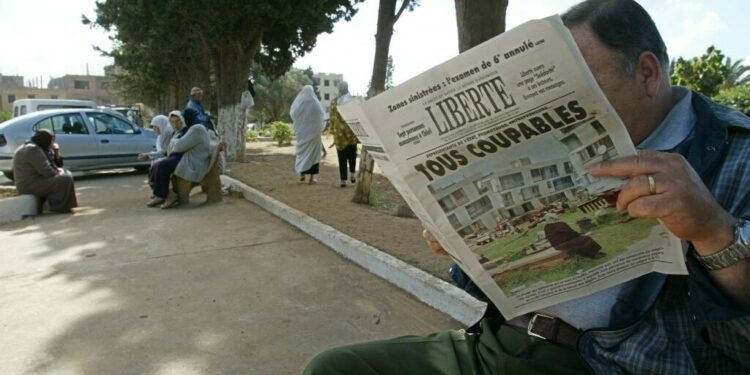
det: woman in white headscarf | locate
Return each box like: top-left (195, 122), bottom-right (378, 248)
top-left (290, 85), bottom-right (326, 184)
top-left (138, 115), bottom-right (174, 161)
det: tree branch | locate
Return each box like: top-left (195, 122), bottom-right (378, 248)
top-left (392, 0), bottom-right (412, 25)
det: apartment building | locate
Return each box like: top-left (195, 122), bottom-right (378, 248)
top-left (431, 157), bottom-right (578, 237)
top-left (1, 71), bottom-right (125, 112)
top-left (0, 75), bottom-right (64, 112)
top-left (313, 72), bottom-right (343, 113)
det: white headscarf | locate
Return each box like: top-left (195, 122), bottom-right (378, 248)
top-left (150, 115), bottom-right (173, 154)
top-left (290, 85), bottom-right (325, 144)
top-left (167, 110), bottom-right (187, 155)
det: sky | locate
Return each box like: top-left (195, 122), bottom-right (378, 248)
top-left (0, 0), bottom-right (748, 95)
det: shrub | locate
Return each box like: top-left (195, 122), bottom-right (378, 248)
top-left (713, 84), bottom-right (750, 115)
top-left (0, 110), bottom-right (10, 123)
top-left (246, 129), bottom-right (258, 142)
top-left (269, 121), bottom-right (293, 146)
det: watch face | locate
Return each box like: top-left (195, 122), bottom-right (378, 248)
top-left (739, 219), bottom-right (750, 245)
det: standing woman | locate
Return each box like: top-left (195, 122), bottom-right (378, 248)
top-left (290, 85), bottom-right (326, 184)
top-left (13, 129), bottom-right (78, 213)
top-left (329, 81), bottom-right (359, 187)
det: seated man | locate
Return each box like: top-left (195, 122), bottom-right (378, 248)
top-left (304, 0), bottom-right (749, 373)
top-left (13, 129), bottom-right (78, 213)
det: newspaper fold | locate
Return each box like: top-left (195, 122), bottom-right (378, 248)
top-left (339, 16), bottom-right (686, 319)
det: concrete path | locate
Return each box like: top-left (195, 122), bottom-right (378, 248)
top-left (0, 171), bottom-right (457, 375)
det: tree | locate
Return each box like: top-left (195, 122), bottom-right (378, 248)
top-left (251, 66), bottom-right (314, 124)
top-left (721, 57), bottom-right (750, 90)
top-left (714, 84), bottom-right (750, 115)
top-left (353, 0), bottom-right (419, 204)
top-left (454, 0), bottom-right (508, 53)
top-left (670, 46), bottom-right (729, 97)
top-left (86, 0), bottom-right (360, 162)
top-left (385, 56), bottom-right (395, 90)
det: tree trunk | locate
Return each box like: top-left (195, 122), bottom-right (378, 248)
top-left (353, 0), bottom-right (413, 204)
top-left (455, 0), bottom-right (508, 53)
top-left (218, 103), bottom-right (246, 161)
top-left (212, 38), bottom-right (262, 162)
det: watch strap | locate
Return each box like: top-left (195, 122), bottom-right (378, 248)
top-left (695, 219), bottom-right (750, 271)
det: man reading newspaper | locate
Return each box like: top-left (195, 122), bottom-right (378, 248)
top-left (304, 0), bottom-right (750, 373)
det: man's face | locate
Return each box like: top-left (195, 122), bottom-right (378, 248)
top-left (570, 25), bottom-right (646, 140)
top-left (192, 92), bottom-right (203, 101)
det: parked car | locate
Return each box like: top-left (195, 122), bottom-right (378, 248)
top-left (0, 109), bottom-right (157, 180)
top-left (12, 99), bottom-right (97, 118)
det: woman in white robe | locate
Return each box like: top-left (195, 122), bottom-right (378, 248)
top-left (290, 85), bottom-right (326, 184)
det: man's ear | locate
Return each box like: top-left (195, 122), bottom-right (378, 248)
top-left (636, 51), bottom-right (664, 98)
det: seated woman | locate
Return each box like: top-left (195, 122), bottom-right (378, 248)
top-left (13, 129), bottom-right (78, 213)
top-left (146, 111), bottom-right (186, 207)
top-left (138, 115), bottom-right (174, 162)
top-left (148, 108), bottom-right (211, 209)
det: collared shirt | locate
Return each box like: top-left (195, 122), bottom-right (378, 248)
top-left (578, 91), bottom-right (750, 374)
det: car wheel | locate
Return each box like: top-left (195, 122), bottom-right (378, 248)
top-left (3, 171), bottom-right (14, 180)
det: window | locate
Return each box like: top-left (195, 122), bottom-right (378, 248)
top-left (438, 195), bottom-right (457, 212)
top-left (501, 192), bottom-right (514, 206)
top-left (8, 94), bottom-right (16, 104)
top-left (590, 120), bottom-right (606, 135)
top-left (20, 105), bottom-right (27, 115)
top-left (564, 162), bottom-right (574, 174)
top-left (74, 80), bottom-right (90, 89)
top-left (530, 165), bottom-right (559, 182)
top-left (51, 95), bottom-right (59, 99)
top-left (33, 113), bottom-right (88, 134)
top-left (324, 79), bottom-right (330, 86)
top-left (561, 134), bottom-right (582, 151)
top-left (324, 93), bottom-right (330, 100)
top-left (466, 196), bottom-right (492, 219)
top-left (498, 172), bottom-right (524, 190)
top-left (451, 188), bottom-right (468, 205)
top-left (89, 113), bottom-right (135, 134)
top-left (334, 80), bottom-right (340, 87)
top-left (521, 185), bottom-right (541, 201)
top-left (447, 214), bottom-right (462, 229)
top-left (27, 95), bottom-right (36, 99)
top-left (578, 136), bottom-right (614, 162)
top-left (474, 179), bottom-right (490, 194)
top-left (552, 176), bottom-right (574, 191)
top-left (99, 81), bottom-right (109, 89)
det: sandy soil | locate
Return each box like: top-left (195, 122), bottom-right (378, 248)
top-left (227, 136), bottom-right (452, 281)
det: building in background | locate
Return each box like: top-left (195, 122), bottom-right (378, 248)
top-left (0, 75), bottom-right (65, 112)
top-left (1, 68), bottom-right (125, 113)
top-left (313, 72), bottom-right (343, 113)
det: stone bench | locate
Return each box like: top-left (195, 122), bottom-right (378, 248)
top-left (172, 142), bottom-right (224, 206)
top-left (0, 194), bottom-right (42, 225)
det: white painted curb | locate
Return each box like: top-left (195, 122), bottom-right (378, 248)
top-left (0, 195), bottom-right (38, 225)
top-left (221, 175), bottom-right (486, 326)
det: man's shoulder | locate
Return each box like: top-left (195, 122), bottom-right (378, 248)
top-left (694, 92), bottom-right (750, 131)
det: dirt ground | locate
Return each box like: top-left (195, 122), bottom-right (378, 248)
top-left (227, 135), bottom-right (453, 281)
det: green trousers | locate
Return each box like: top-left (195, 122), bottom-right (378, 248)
top-left (303, 317), bottom-right (589, 375)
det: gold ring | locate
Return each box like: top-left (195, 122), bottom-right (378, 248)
top-left (647, 175), bottom-right (656, 195)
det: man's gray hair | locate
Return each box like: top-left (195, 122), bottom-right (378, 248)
top-left (190, 87), bottom-right (203, 95)
top-left (562, 0), bottom-right (670, 77)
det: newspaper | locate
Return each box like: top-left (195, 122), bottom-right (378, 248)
top-left (339, 16), bottom-right (688, 319)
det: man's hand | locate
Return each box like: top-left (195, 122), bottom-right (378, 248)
top-left (589, 150), bottom-right (736, 254)
top-left (422, 229), bottom-right (448, 256)
top-left (590, 150), bottom-right (750, 309)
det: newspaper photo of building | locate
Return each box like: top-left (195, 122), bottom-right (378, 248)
top-left (427, 120), bottom-right (662, 292)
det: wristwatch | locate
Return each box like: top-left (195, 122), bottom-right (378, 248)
top-left (695, 219), bottom-right (750, 271)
